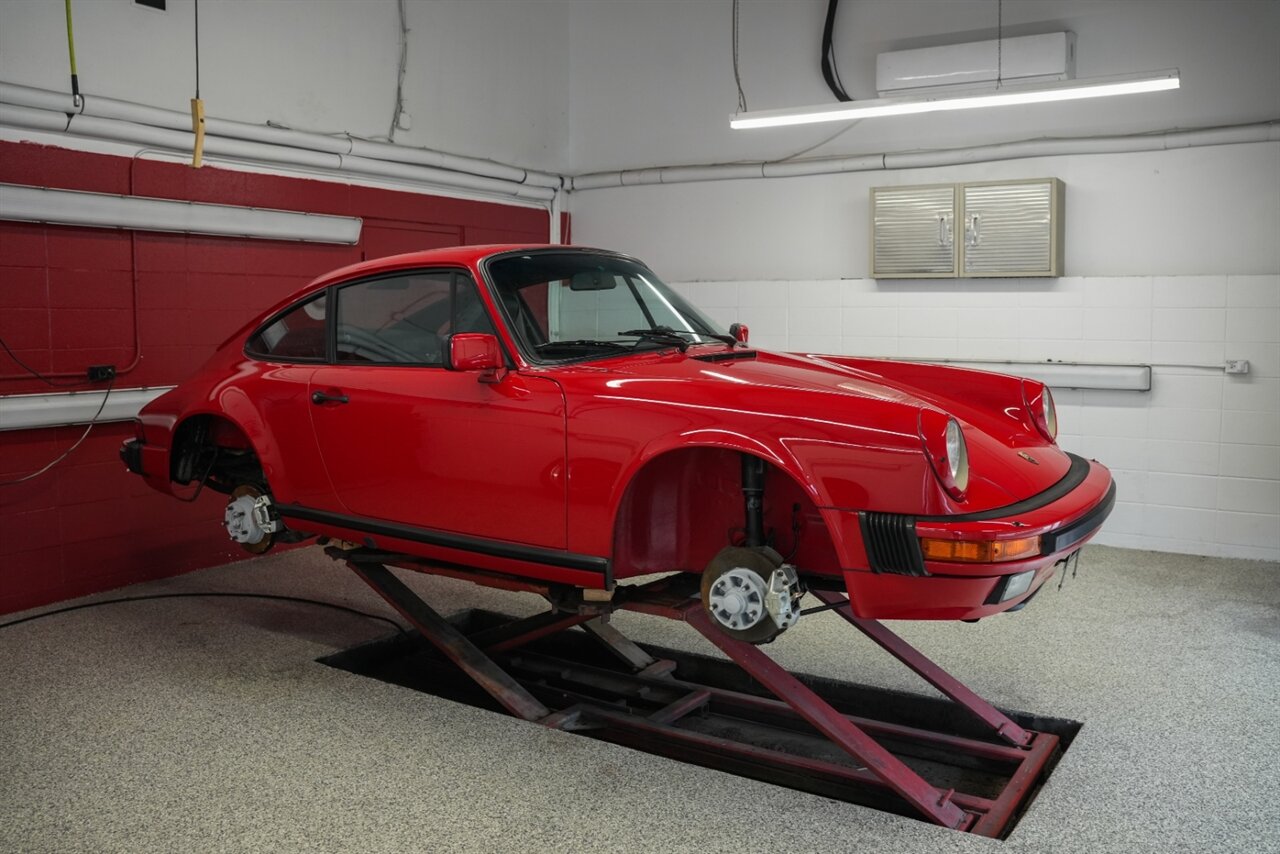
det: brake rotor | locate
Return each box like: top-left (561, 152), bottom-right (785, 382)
top-left (224, 484), bottom-right (274, 554)
top-left (700, 546), bottom-right (788, 644)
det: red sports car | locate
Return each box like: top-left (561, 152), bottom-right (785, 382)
top-left (122, 245), bottom-right (1114, 642)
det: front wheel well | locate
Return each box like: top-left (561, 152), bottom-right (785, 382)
top-left (171, 414), bottom-right (267, 495)
top-left (610, 447), bottom-right (842, 579)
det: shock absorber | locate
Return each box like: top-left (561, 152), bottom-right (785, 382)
top-left (741, 454), bottom-right (766, 548)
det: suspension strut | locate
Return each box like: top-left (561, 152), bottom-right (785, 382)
top-left (741, 454), bottom-right (766, 548)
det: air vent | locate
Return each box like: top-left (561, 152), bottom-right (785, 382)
top-left (859, 512), bottom-right (927, 576)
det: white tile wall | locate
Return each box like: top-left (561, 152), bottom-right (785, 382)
top-left (670, 274), bottom-right (1280, 562)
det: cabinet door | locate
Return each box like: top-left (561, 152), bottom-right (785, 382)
top-left (871, 185), bottom-right (957, 278)
top-left (961, 179), bottom-right (1063, 277)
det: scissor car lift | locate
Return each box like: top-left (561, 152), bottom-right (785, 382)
top-left (335, 547), bottom-right (1061, 838)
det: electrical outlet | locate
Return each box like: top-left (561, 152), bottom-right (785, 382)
top-left (1224, 359), bottom-right (1250, 375)
top-left (87, 365), bottom-right (116, 382)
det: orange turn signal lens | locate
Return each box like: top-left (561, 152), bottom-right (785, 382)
top-left (919, 535), bottom-right (1042, 563)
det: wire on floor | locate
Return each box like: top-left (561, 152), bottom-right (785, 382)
top-left (0, 591), bottom-right (409, 635)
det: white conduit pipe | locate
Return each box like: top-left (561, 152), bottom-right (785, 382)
top-left (0, 102), bottom-right (557, 202)
top-left (569, 121), bottom-right (1280, 190)
top-left (0, 81), bottom-right (562, 190)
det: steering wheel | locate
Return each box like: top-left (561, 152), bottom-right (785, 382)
top-left (336, 324), bottom-right (434, 363)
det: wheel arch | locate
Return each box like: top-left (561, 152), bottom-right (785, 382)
top-left (608, 436), bottom-right (844, 580)
top-left (168, 405), bottom-right (285, 497)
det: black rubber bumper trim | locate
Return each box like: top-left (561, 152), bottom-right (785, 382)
top-left (276, 503), bottom-right (611, 578)
top-left (120, 439), bottom-right (144, 476)
top-left (1042, 480), bottom-right (1117, 554)
top-left (917, 453), bottom-right (1093, 523)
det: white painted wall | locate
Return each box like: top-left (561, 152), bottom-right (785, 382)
top-left (568, 1), bottom-right (1280, 562)
top-left (567, 0), bottom-right (1280, 173)
top-left (572, 144), bottom-right (1280, 279)
top-left (0, 0), bottom-right (571, 173)
top-left (657, 271), bottom-right (1280, 562)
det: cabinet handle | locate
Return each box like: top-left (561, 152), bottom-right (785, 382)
top-left (965, 213), bottom-right (982, 248)
top-left (937, 215), bottom-right (946, 246)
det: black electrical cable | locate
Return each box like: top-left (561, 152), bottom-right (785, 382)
top-left (172, 447), bottom-right (220, 503)
top-left (821, 0), bottom-right (852, 102)
top-left (800, 600), bottom-right (843, 617)
top-left (0, 374), bottom-right (114, 486)
top-left (388, 0), bottom-right (409, 141)
top-left (0, 592), bottom-right (408, 634)
top-left (193, 0), bottom-right (200, 99)
top-left (732, 0), bottom-right (748, 113)
top-left (0, 333), bottom-right (86, 388)
top-left (996, 0), bottom-right (1004, 88)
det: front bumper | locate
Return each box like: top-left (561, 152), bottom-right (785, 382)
top-left (841, 454), bottom-right (1115, 620)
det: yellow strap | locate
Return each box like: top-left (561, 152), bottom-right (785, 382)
top-left (65, 0), bottom-right (77, 75)
top-left (190, 97), bottom-right (206, 169)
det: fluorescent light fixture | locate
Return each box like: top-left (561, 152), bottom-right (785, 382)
top-left (0, 183), bottom-right (362, 243)
top-left (0, 385), bottom-right (175, 432)
top-left (730, 70), bottom-right (1180, 130)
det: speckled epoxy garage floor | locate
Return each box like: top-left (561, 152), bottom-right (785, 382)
top-left (1, 545), bottom-right (1277, 854)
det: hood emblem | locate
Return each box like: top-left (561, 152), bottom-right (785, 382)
top-left (1018, 451), bottom-right (1040, 465)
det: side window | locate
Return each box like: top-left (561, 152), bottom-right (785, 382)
top-left (335, 272), bottom-right (495, 366)
top-left (452, 274), bottom-right (498, 336)
top-left (246, 292), bottom-right (327, 361)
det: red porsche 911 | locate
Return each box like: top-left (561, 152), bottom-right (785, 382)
top-left (122, 245), bottom-right (1114, 643)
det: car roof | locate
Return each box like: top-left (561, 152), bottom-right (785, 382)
top-left (232, 244), bottom-right (639, 352)
top-left (307, 244), bottom-right (622, 292)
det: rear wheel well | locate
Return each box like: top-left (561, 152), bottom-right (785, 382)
top-left (610, 447), bottom-right (841, 579)
top-left (171, 414), bottom-right (267, 495)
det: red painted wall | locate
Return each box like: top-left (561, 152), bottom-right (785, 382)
top-left (0, 140), bottom-right (557, 615)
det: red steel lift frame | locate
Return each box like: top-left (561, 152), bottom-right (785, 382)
top-left (340, 550), bottom-right (1060, 838)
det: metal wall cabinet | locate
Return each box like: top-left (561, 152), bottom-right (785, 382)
top-left (872, 178), bottom-right (1064, 279)
top-left (871, 184), bottom-right (958, 278)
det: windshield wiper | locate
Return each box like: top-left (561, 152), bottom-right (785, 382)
top-left (534, 339), bottom-right (630, 353)
top-left (618, 326), bottom-right (737, 351)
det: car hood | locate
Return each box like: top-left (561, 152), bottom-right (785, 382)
top-left (553, 347), bottom-right (1071, 512)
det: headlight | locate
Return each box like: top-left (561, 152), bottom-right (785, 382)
top-left (1023, 380), bottom-right (1058, 442)
top-left (1042, 386), bottom-right (1058, 440)
top-left (920, 410), bottom-right (970, 501)
top-left (945, 418), bottom-right (970, 493)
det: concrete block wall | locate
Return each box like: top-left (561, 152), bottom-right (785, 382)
top-left (670, 274), bottom-right (1280, 562)
top-left (0, 141), bottom-right (553, 616)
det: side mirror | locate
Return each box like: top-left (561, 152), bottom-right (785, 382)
top-left (447, 333), bottom-right (502, 374)
top-left (729, 322), bottom-right (750, 345)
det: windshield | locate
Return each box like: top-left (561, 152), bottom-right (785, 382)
top-left (485, 251), bottom-right (730, 362)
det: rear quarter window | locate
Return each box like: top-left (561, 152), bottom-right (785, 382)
top-left (246, 292), bottom-right (328, 361)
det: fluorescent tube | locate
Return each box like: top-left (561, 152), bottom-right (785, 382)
top-left (731, 70), bottom-right (1180, 130)
top-left (0, 183), bottom-right (363, 243)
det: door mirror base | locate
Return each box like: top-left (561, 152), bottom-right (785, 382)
top-left (446, 333), bottom-right (505, 381)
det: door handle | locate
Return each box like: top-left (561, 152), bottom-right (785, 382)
top-left (311, 390), bottom-right (349, 405)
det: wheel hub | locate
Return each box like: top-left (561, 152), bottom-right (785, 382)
top-left (223, 485), bottom-right (279, 553)
top-left (708, 568), bottom-right (768, 631)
